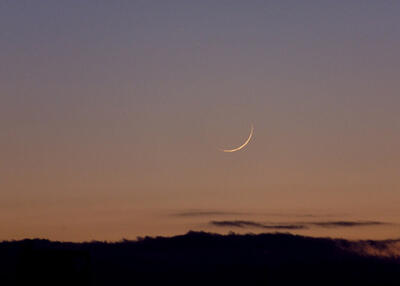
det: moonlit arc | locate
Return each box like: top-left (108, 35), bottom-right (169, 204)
top-left (221, 124), bottom-right (254, 153)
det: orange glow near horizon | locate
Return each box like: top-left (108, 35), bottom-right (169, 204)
top-left (1, 2), bottom-right (400, 241)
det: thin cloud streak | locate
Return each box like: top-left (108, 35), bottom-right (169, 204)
top-left (171, 210), bottom-right (343, 218)
top-left (210, 220), bottom-right (388, 230)
top-left (172, 211), bottom-right (249, 217)
top-left (311, 221), bottom-right (384, 228)
top-left (210, 220), bottom-right (306, 230)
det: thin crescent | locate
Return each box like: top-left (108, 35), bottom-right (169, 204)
top-left (221, 124), bottom-right (254, 153)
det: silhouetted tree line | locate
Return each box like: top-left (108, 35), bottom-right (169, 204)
top-left (0, 232), bottom-right (399, 285)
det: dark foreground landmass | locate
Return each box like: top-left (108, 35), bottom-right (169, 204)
top-left (1, 232), bottom-right (399, 286)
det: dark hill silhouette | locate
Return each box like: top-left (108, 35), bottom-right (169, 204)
top-left (1, 232), bottom-right (399, 285)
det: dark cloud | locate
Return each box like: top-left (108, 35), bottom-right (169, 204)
top-left (210, 220), bottom-right (264, 228)
top-left (310, 221), bottom-right (384, 228)
top-left (210, 220), bottom-right (387, 230)
top-left (210, 220), bottom-right (306, 230)
top-left (266, 224), bottom-right (305, 229)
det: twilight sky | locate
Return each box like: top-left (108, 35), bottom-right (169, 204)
top-left (1, 1), bottom-right (400, 241)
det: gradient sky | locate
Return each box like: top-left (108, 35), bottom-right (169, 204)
top-left (1, 1), bottom-right (400, 241)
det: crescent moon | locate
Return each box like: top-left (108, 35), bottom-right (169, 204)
top-left (220, 124), bottom-right (254, 153)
